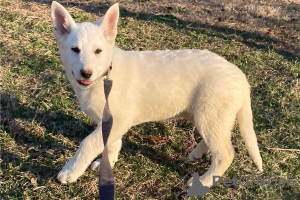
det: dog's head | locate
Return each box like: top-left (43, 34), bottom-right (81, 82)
top-left (50, 1), bottom-right (119, 87)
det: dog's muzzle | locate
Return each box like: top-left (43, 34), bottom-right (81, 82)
top-left (72, 71), bottom-right (93, 86)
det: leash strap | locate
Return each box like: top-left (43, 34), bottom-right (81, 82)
top-left (99, 66), bottom-right (115, 200)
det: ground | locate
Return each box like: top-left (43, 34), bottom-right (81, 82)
top-left (1, 0), bottom-right (299, 199)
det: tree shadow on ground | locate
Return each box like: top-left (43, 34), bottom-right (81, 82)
top-left (1, 91), bottom-right (203, 188)
top-left (1, 91), bottom-right (93, 184)
top-left (24, 0), bottom-right (300, 61)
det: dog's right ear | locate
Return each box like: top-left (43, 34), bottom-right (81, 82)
top-left (50, 1), bottom-right (75, 35)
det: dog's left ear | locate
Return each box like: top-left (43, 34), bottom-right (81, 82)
top-left (101, 3), bottom-right (119, 44)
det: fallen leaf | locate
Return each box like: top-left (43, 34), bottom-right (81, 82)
top-left (139, 135), bottom-right (168, 145)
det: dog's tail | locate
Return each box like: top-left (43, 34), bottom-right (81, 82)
top-left (236, 94), bottom-right (263, 172)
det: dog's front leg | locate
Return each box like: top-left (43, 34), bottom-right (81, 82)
top-left (90, 137), bottom-right (122, 171)
top-left (57, 126), bottom-right (104, 183)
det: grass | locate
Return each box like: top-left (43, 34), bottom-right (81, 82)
top-left (1, 0), bottom-right (299, 199)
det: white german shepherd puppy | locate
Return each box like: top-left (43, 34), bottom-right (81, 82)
top-left (50, 1), bottom-right (263, 188)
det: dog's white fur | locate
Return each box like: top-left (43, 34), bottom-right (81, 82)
top-left (50, 1), bottom-right (263, 187)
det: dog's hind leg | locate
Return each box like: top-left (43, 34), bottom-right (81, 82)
top-left (187, 109), bottom-right (236, 187)
top-left (189, 139), bottom-right (210, 162)
top-left (90, 137), bottom-right (122, 171)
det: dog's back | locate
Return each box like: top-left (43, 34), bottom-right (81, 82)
top-left (107, 48), bottom-right (248, 123)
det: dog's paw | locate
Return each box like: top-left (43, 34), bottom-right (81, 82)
top-left (187, 177), bottom-right (193, 187)
top-left (188, 150), bottom-right (206, 162)
top-left (187, 176), bottom-right (211, 188)
top-left (188, 152), bottom-right (199, 162)
top-left (57, 160), bottom-right (85, 184)
top-left (189, 140), bottom-right (210, 162)
top-left (90, 158), bottom-right (117, 170)
top-left (90, 158), bottom-right (101, 171)
top-left (57, 168), bottom-right (79, 184)
top-left (187, 174), bottom-right (214, 189)
top-left (188, 147), bottom-right (210, 162)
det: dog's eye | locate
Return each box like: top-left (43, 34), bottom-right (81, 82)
top-left (71, 47), bottom-right (80, 53)
top-left (95, 49), bottom-right (102, 54)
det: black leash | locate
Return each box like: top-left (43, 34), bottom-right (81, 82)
top-left (99, 64), bottom-right (115, 200)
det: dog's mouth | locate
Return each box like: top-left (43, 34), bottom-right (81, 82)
top-left (77, 80), bottom-right (93, 86)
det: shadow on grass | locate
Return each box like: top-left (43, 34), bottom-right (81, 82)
top-left (24, 0), bottom-right (300, 61)
top-left (122, 139), bottom-right (202, 177)
top-left (1, 91), bottom-right (204, 187)
top-left (1, 92), bottom-right (94, 141)
top-left (1, 91), bottom-right (94, 185)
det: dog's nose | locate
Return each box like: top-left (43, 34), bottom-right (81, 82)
top-left (80, 68), bottom-right (93, 79)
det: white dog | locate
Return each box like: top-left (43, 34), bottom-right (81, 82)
top-left (50, 1), bottom-right (263, 188)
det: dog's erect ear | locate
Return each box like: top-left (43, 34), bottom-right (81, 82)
top-left (101, 3), bottom-right (119, 44)
top-left (50, 1), bottom-right (75, 35)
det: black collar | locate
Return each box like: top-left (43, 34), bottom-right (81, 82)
top-left (103, 63), bottom-right (112, 78)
